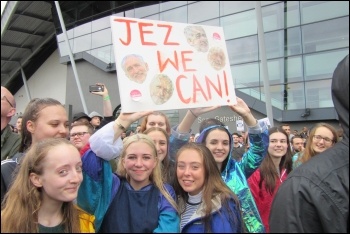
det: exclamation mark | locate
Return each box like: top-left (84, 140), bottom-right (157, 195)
top-left (223, 70), bottom-right (230, 103)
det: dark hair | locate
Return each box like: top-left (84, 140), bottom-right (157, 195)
top-left (174, 143), bottom-right (242, 232)
top-left (198, 122), bottom-right (231, 173)
top-left (20, 98), bottom-right (64, 152)
top-left (291, 134), bottom-right (303, 144)
top-left (199, 118), bottom-right (225, 133)
top-left (259, 127), bottom-right (293, 194)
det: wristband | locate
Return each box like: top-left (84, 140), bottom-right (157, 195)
top-left (103, 95), bottom-right (110, 101)
top-left (115, 121), bottom-right (126, 131)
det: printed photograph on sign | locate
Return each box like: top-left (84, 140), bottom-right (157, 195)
top-left (110, 16), bottom-right (237, 112)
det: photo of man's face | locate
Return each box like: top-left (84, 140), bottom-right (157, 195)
top-left (122, 54), bottom-right (149, 84)
top-left (184, 26), bottom-right (209, 53)
top-left (207, 47), bottom-right (226, 70)
top-left (149, 74), bottom-right (174, 105)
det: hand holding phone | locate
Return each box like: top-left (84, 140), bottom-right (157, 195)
top-left (89, 85), bottom-right (104, 92)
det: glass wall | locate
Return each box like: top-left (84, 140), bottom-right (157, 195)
top-left (56, 1), bottom-right (349, 116)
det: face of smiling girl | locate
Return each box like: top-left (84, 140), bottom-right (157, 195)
top-left (122, 141), bottom-right (157, 190)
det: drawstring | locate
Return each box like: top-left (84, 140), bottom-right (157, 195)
top-left (279, 169), bottom-right (286, 183)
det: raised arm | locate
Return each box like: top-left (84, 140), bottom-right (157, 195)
top-left (89, 111), bottom-right (153, 160)
top-left (229, 98), bottom-right (269, 177)
top-left (169, 106), bottom-right (220, 161)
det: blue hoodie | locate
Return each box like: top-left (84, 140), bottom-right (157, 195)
top-left (196, 120), bottom-right (269, 233)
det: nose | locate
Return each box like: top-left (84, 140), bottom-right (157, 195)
top-left (60, 124), bottom-right (69, 135)
top-left (183, 166), bottom-right (191, 176)
top-left (70, 170), bottom-right (82, 183)
top-left (135, 157), bottom-right (143, 167)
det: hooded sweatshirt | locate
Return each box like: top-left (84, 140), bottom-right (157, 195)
top-left (269, 54), bottom-right (349, 232)
top-left (196, 120), bottom-right (269, 233)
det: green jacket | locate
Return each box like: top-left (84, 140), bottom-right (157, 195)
top-left (1, 125), bottom-right (21, 160)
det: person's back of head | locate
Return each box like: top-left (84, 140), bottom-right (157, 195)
top-left (331, 54), bottom-right (349, 141)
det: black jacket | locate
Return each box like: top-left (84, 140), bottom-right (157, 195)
top-left (269, 55), bottom-right (349, 233)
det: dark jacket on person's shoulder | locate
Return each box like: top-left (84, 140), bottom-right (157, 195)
top-left (1, 152), bottom-right (24, 202)
top-left (1, 125), bottom-right (21, 160)
top-left (269, 55), bottom-right (349, 233)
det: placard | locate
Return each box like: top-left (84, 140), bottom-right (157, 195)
top-left (110, 16), bottom-right (237, 112)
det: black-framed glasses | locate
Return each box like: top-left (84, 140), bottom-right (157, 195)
top-left (70, 132), bottom-right (89, 138)
top-left (1, 95), bottom-right (14, 108)
top-left (313, 135), bottom-right (333, 144)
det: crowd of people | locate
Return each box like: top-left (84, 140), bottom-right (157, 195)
top-left (1, 54), bottom-right (348, 233)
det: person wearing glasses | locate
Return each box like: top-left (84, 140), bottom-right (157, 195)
top-left (1, 86), bottom-right (21, 161)
top-left (69, 122), bottom-right (94, 154)
top-left (292, 123), bottom-right (338, 169)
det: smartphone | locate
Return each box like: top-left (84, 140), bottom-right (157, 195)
top-left (89, 85), bottom-right (104, 92)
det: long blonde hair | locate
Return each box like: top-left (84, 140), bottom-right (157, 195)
top-left (116, 134), bottom-right (177, 212)
top-left (1, 138), bottom-right (81, 233)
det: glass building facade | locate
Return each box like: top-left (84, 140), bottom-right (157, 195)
top-left (54, 1), bottom-right (349, 126)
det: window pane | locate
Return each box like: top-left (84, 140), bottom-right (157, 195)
top-left (304, 50), bottom-right (349, 81)
top-left (262, 3), bottom-right (285, 32)
top-left (219, 1), bottom-right (255, 16)
top-left (285, 1), bottom-right (300, 27)
top-left (73, 34), bottom-right (91, 53)
top-left (305, 80), bottom-right (333, 108)
top-left (301, 1), bottom-right (349, 24)
top-left (188, 1), bottom-right (219, 23)
top-left (221, 10), bottom-right (257, 39)
top-left (91, 29), bottom-right (111, 49)
top-left (286, 56), bottom-right (303, 83)
top-left (264, 31), bottom-right (284, 59)
top-left (90, 45), bottom-right (113, 64)
top-left (160, 1), bottom-right (188, 11)
top-left (285, 82), bottom-right (306, 110)
top-left (92, 16), bottom-right (112, 32)
top-left (232, 63), bottom-right (259, 88)
top-left (285, 27), bottom-right (302, 56)
top-left (134, 3), bottom-right (159, 18)
top-left (226, 36), bottom-right (258, 64)
top-left (58, 39), bottom-right (74, 57)
top-left (303, 17), bottom-right (349, 53)
top-left (74, 22), bottom-right (91, 37)
top-left (160, 6), bottom-right (187, 23)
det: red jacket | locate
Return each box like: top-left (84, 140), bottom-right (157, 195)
top-left (247, 168), bottom-right (288, 233)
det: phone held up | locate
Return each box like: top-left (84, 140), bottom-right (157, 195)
top-left (89, 85), bottom-right (104, 93)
